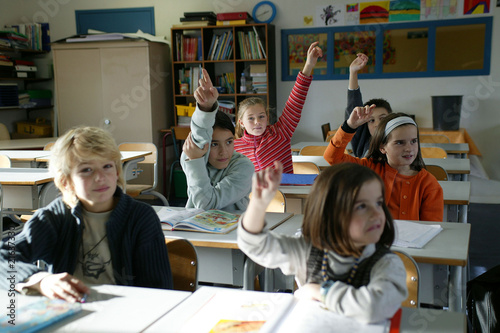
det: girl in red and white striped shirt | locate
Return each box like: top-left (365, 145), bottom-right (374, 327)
top-left (234, 42), bottom-right (323, 174)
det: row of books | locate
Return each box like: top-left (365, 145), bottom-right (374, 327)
top-left (237, 27), bottom-right (266, 60)
top-left (178, 65), bottom-right (203, 95)
top-left (250, 63), bottom-right (267, 93)
top-left (2, 23), bottom-right (50, 51)
top-left (174, 34), bottom-right (202, 61)
top-left (215, 72), bottom-right (235, 94)
top-left (173, 11), bottom-right (253, 27)
top-left (207, 31), bottom-right (233, 61)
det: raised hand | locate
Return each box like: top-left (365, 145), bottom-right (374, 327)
top-left (38, 273), bottom-right (90, 302)
top-left (183, 132), bottom-right (208, 160)
top-left (350, 53), bottom-right (368, 75)
top-left (302, 42), bottom-right (323, 76)
top-left (347, 104), bottom-right (376, 129)
top-left (194, 68), bottom-right (219, 112)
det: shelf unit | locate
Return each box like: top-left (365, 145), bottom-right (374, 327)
top-left (170, 23), bottom-right (276, 139)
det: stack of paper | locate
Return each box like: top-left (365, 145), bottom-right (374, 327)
top-left (393, 220), bottom-right (443, 248)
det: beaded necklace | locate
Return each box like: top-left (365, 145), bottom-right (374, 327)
top-left (321, 249), bottom-right (360, 284)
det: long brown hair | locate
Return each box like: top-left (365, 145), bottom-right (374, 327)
top-left (366, 113), bottom-right (425, 171)
top-left (301, 163), bottom-right (394, 257)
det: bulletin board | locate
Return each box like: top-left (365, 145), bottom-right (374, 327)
top-left (75, 7), bottom-right (155, 35)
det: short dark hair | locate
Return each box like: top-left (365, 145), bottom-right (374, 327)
top-left (366, 112), bottom-right (425, 171)
top-left (214, 111), bottom-right (235, 135)
top-left (301, 163), bottom-right (395, 257)
top-left (364, 98), bottom-right (393, 114)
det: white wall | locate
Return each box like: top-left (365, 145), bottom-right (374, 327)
top-left (1, 0), bottom-right (498, 179)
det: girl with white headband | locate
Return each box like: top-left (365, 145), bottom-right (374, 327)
top-left (324, 106), bottom-right (443, 222)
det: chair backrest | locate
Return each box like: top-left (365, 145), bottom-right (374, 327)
top-left (426, 164), bottom-right (449, 181)
top-left (325, 129), bottom-right (337, 142)
top-left (421, 147), bottom-right (447, 159)
top-left (299, 145), bottom-right (327, 156)
top-left (0, 123), bottom-right (10, 141)
top-left (43, 142), bottom-right (55, 151)
top-left (419, 134), bottom-right (450, 144)
top-left (0, 155), bottom-right (11, 168)
top-left (165, 238), bottom-right (198, 292)
top-left (119, 142), bottom-right (158, 188)
top-left (293, 161), bottom-right (320, 175)
top-left (250, 190), bottom-right (286, 213)
top-left (393, 250), bottom-right (420, 308)
top-left (321, 123), bottom-right (331, 141)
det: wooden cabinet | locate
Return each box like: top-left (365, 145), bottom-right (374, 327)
top-left (170, 23), bottom-right (276, 139)
top-left (52, 40), bottom-right (172, 146)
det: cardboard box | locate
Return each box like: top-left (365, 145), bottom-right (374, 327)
top-left (16, 119), bottom-right (52, 137)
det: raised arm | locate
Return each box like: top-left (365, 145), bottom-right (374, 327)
top-left (302, 42), bottom-right (323, 77)
top-left (348, 53), bottom-right (368, 90)
top-left (242, 161), bottom-right (283, 234)
top-left (194, 68), bottom-right (219, 112)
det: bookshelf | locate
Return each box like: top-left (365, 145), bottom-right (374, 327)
top-left (170, 23), bottom-right (276, 139)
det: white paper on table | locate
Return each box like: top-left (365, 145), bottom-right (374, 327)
top-left (393, 220), bottom-right (443, 248)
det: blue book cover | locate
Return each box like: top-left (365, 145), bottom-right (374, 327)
top-left (0, 298), bottom-right (82, 332)
top-left (280, 173), bottom-right (318, 185)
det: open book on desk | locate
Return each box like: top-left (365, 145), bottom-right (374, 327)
top-left (393, 220), bottom-right (443, 248)
top-left (157, 208), bottom-right (240, 234)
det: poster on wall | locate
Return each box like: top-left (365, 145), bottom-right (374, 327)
top-left (420, 0), bottom-right (458, 20)
top-left (287, 33), bottom-right (328, 76)
top-left (316, 5), bottom-right (344, 26)
top-left (345, 3), bottom-right (360, 25)
top-left (463, 0), bottom-right (490, 14)
top-left (359, 1), bottom-right (390, 24)
top-left (389, 0), bottom-right (421, 21)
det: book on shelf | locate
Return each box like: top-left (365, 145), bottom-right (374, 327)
top-left (252, 26), bottom-right (267, 59)
top-left (216, 19), bottom-right (248, 26)
top-left (157, 208), bottom-right (240, 233)
top-left (250, 64), bottom-right (266, 76)
top-left (15, 71), bottom-right (36, 78)
top-left (4, 23), bottom-right (50, 51)
top-left (393, 220), bottom-right (443, 248)
top-left (180, 16), bottom-right (216, 23)
top-left (0, 298), bottom-right (81, 333)
top-left (184, 11), bottom-right (217, 19)
top-left (172, 21), bottom-right (212, 28)
top-left (216, 12), bottom-right (252, 21)
top-left (14, 65), bottom-right (37, 72)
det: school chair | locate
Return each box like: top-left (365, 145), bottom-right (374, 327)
top-left (165, 238), bottom-right (198, 292)
top-left (0, 123), bottom-right (10, 141)
top-left (426, 164), bottom-right (449, 181)
top-left (250, 190), bottom-right (286, 213)
top-left (118, 142), bottom-right (169, 206)
top-left (421, 147), bottom-right (447, 159)
top-left (321, 123), bottom-right (331, 141)
top-left (393, 250), bottom-right (420, 308)
top-left (325, 129), bottom-right (337, 142)
top-left (43, 141), bottom-right (55, 150)
top-left (419, 134), bottom-right (451, 144)
top-left (299, 145), bottom-right (327, 156)
top-left (293, 161), bottom-right (321, 175)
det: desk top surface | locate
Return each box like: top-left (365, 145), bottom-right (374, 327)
top-left (0, 137), bottom-right (57, 150)
top-left (0, 167), bottom-right (53, 185)
top-left (274, 215), bottom-right (470, 266)
top-left (0, 150), bottom-right (51, 161)
top-left (33, 150), bottom-right (152, 163)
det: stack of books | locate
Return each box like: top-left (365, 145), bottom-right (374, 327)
top-left (0, 83), bottom-right (19, 108)
top-left (215, 73), bottom-right (235, 94)
top-left (237, 26), bottom-right (266, 60)
top-left (174, 33), bottom-right (201, 61)
top-left (0, 55), bottom-right (14, 78)
top-left (0, 30), bottom-right (29, 49)
top-left (2, 23), bottom-right (51, 51)
top-left (173, 12), bottom-right (216, 27)
top-left (250, 64), bottom-right (267, 94)
top-left (207, 31), bottom-right (233, 60)
top-left (216, 12), bottom-right (252, 26)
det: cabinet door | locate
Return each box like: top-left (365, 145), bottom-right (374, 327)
top-left (53, 48), bottom-right (103, 134)
top-left (100, 46), bottom-right (152, 144)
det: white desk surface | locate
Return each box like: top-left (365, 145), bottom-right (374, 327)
top-left (0, 167), bottom-right (53, 185)
top-left (292, 155), bottom-right (470, 175)
top-left (155, 207), bottom-right (294, 249)
top-left (0, 137), bottom-right (57, 150)
top-left (0, 150), bottom-right (51, 162)
top-left (24, 285), bottom-right (190, 333)
top-left (34, 150), bottom-right (152, 163)
top-left (274, 215), bottom-right (470, 267)
top-left (291, 141), bottom-right (470, 155)
top-left (145, 286), bottom-right (465, 333)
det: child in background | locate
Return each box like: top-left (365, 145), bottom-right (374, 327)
top-left (324, 107), bottom-right (443, 221)
top-left (345, 53), bottom-right (392, 157)
top-left (0, 127), bottom-right (172, 301)
top-left (234, 41), bottom-right (323, 174)
top-left (238, 162), bottom-right (407, 324)
top-left (181, 68), bottom-right (254, 211)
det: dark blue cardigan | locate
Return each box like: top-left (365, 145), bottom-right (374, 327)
top-left (0, 188), bottom-right (173, 290)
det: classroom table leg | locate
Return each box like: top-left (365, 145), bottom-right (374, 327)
top-left (243, 257), bottom-right (256, 291)
top-left (448, 265), bottom-right (465, 313)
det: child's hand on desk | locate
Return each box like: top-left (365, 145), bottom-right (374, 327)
top-left (194, 68), bottom-right (219, 112)
top-left (38, 272), bottom-right (90, 303)
top-left (183, 133), bottom-right (208, 160)
top-left (294, 283), bottom-right (321, 302)
top-left (347, 104), bottom-right (376, 129)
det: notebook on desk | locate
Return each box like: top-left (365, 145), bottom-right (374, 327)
top-left (280, 174), bottom-right (318, 186)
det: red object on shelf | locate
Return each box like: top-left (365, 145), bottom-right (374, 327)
top-left (216, 12), bottom-right (252, 21)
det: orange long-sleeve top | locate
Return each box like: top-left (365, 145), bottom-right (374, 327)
top-left (323, 126), bottom-right (444, 222)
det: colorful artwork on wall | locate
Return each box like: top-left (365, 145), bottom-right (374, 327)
top-left (420, 0), bottom-right (458, 20)
top-left (287, 33), bottom-right (328, 76)
top-left (463, 0), bottom-right (490, 14)
top-left (345, 3), bottom-right (360, 25)
top-left (359, 1), bottom-right (390, 23)
top-left (315, 5), bottom-right (344, 26)
top-left (389, 0), bottom-right (421, 21)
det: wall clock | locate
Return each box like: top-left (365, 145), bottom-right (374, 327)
top-left (252, 1), bottom-right (277, 24)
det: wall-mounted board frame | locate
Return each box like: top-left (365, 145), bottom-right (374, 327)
top-left (76, 7), bottom-right (155, 35)
top-left (281, 16), bottom-right (492, 81)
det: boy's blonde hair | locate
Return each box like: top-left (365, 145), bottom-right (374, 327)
top-left (235, 97), bottom-right (269, 138)
top-left (49, 126), bottom-right (124, 207)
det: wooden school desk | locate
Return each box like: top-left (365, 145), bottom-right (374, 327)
top-left (155, 207), bottom-right (294, 290)
top-left (273, 215), bottom-right (471, 313)
top-left (145, 286), bottom-right (466, 333)
top-left (0, 137), bottom-right (57, 150)
top-left (419, 127), bottom-right (481, 156)
top-left (14, 285), bottom-right (190, 333)
top-left (0, 150), bottom-right (51, 167)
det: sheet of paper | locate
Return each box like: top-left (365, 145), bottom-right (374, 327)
top-left (393, 220), bottom-right (443, 248)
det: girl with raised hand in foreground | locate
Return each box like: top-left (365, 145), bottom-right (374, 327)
top-left (237, 161), bottom-right (407, 324)
top-left (324, 107), bottom-right (443, 222)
